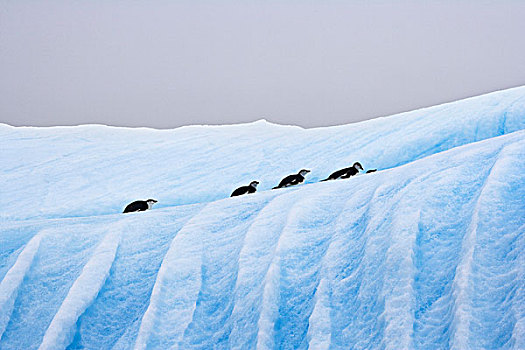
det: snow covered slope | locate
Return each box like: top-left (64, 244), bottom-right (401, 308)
top-left (1, 87), bottom-right (524, 349)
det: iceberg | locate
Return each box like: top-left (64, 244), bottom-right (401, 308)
top-left (0, 86), bottom-right (524, 349)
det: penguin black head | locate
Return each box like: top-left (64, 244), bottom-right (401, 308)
top-left (298, 169), bottom-right (311, 176)
top-left (353, 162), bottom-right (364, 171)
top-left (146, 199), bottom-right (158, 209)
top-left (250, 181), bottom-right (259, 188)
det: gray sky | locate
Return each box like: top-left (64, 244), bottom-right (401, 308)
top-left (1, 1), bottom-right (524, 129)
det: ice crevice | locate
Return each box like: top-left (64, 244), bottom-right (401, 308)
top-left (312, 184), bottom-right (377, 349)
top-left (228, 189), bottom-right (302, 349)
top-left (336, 175), bottom-right (423, 349)
top-left (305, 184), bottom-right (381, 350)
top-left (39, 221), bottom-right (124, 350)
top-left (376, 168), bottom-right (445, 349)
top-left (254, 189), bottom-right (320, 350)
top-left (0, 231), bottom-right (45, 339)
top-left (379, 202), bottom-right (420, 349)
top-left (133, 204), bottom-right (211, 350)
top-left (449, 145), bottom-right (504, 349)
top-left (256, 183), bottom-right (351, 349)
top-left (177, 194), bottom-right (275, 349)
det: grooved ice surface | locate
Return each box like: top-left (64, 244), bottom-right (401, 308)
top-left (1, 87), bottom-right (524, 349)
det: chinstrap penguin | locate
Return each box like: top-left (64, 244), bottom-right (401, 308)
top-left (366, 169), bottom-right (377, 173)
top-left (231, 181), bottom-right (259, 197)
top-left (321, 162), bottom-right (364, 181)
top-left (123, 199), bottom-right (158, 213)
top-left (273, 169), bottom-right (310, 189)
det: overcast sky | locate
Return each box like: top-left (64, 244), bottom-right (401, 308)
top-left (1, 1), bottom-right (524, 129)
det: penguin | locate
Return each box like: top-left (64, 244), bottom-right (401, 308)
top-left (321, 162), bottom-right (363, 181)
top-left (231, 181), bottom-right (259, 197)
top-left (273, 169), bottom-right (310, 189)
top-left (366, 169), bottom-right (377, 173)
top-left (123, 199), bottom-right (158, 213)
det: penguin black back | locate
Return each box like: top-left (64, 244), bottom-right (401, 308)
top-left (321, 162), bottom-right (363, 181)
top-left (123, 199), bottom-right (158, 213)
top-left (273, 169), bottom-right (310, 189)
top-left (231, 181), bottom-right (259, 197)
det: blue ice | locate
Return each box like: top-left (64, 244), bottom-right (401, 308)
top-left (0, 87), bottom-right (524, 349)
